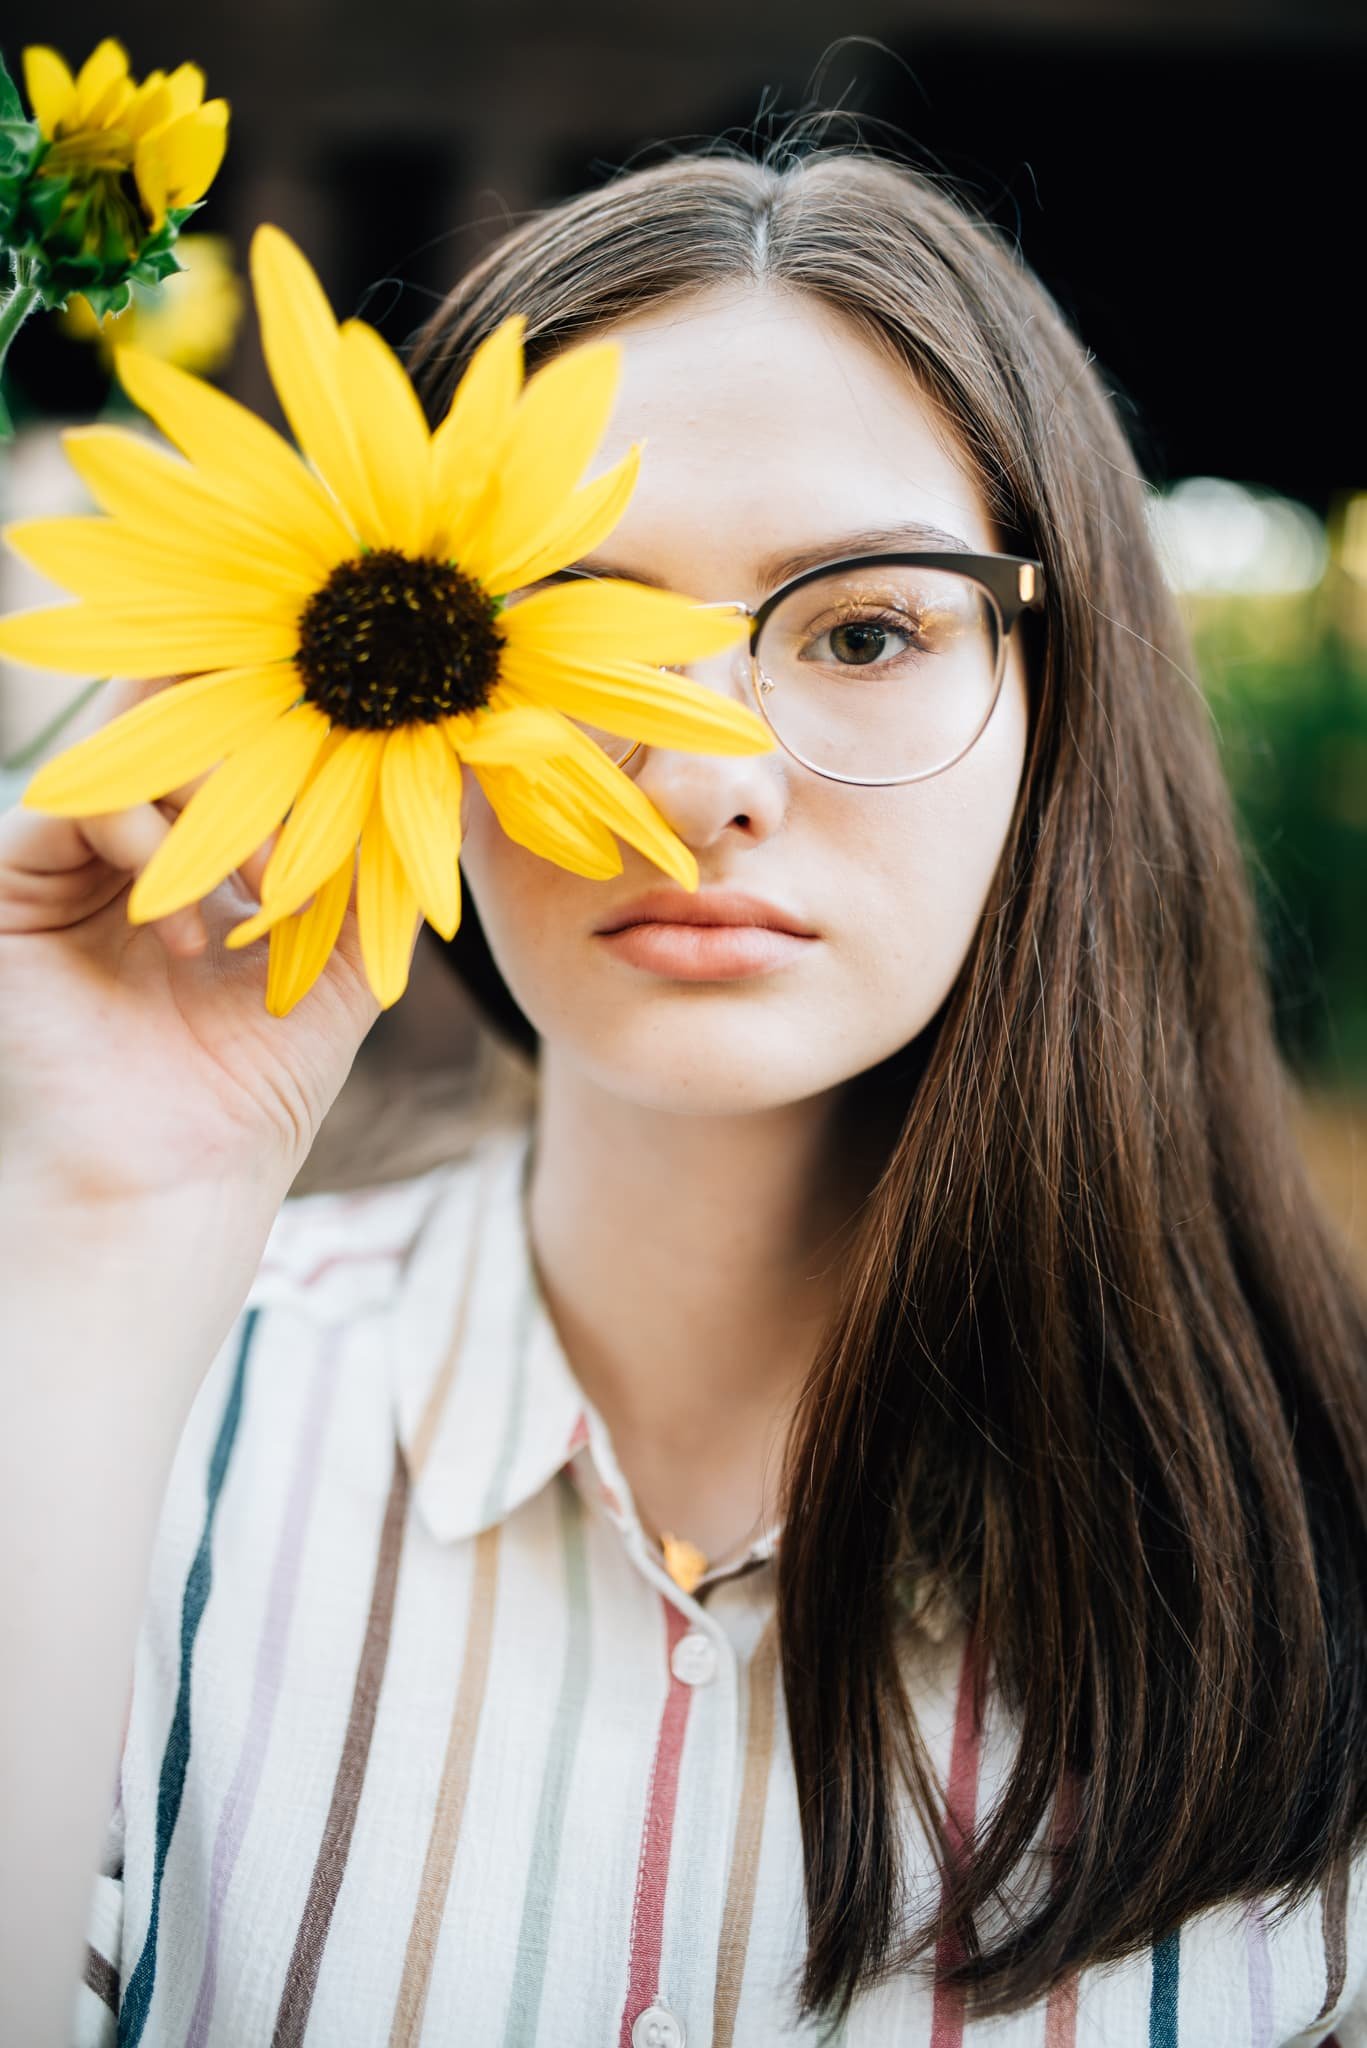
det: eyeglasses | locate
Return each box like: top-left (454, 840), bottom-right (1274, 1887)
top-left (529, 551), bottom-right (1046, 787)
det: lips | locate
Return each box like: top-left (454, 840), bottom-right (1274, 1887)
top-left (594, 887), bottom-right (817, 937)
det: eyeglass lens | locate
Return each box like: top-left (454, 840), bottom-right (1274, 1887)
top-left (514, 563), bottom-right (1005, 783)
top-left (753, 562), bottom-right (1004, 781)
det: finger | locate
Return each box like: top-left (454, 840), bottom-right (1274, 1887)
top-left (76, 803), bottom-right (207, 956)
top-left (16, 671), bottom-right (296, 927)
top-left (0, 796), bottom-right (206, 951)
top-left (234, 826), bottom-right (282, 902)
top-left (0, 801), bottom-right (112, 879)
top-left (86, 678), bottom-right (284, 894)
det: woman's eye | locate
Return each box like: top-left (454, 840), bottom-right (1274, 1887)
top-left (802, 612), bottom-right (919, 668)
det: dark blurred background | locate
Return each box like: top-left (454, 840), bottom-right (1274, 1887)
top-left (3, 6), bottom-right (1365, 505)
top-left (2, 2), bottom-right (1364, 1246)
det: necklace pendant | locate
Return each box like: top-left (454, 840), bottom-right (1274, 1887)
top-left (660, 1532), bottom-right (709, 1596)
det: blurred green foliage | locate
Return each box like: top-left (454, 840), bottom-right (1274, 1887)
top-left (1189, 496), bottom-right (1367, 1082)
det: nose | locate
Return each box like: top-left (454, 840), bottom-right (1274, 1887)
top-left (629, 637), bottom-right (786, 851)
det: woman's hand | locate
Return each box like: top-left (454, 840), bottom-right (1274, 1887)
top-left (0, 674), bottom-right (403, 1204)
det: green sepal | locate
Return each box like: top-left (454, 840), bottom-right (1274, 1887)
top-left (7, 189), bottom-right (199, 313)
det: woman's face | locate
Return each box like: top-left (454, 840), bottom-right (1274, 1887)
top-left (457, 282), bottom-right (1030, 1116)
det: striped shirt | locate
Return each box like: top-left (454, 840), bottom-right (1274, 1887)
top-left (73, 1115), bottom-right (1367, 2047)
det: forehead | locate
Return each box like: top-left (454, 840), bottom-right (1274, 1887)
top-left (577, 281), bottom-right (999, 562)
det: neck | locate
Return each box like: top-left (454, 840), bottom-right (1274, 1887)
top-left (522, 1040), bottom-right (890, 1555)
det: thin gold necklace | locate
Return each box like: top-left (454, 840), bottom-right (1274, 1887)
top-left (520, 1135), bottom-right (774, 1598)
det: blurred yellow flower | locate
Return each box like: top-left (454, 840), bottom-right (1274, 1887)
top-left (61, 233), bottom-right (245, 377)
top-left (23, 38), bottom-right (228, 237)
top-left (0, 41), bottom-right (226, 433)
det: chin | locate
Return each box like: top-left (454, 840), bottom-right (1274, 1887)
top-left (542, 1003), bottom-right (857, 1116)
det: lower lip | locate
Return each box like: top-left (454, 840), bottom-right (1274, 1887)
top-left (596, 921), bottom-right (817, 978)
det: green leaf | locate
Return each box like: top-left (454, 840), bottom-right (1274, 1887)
top-left (0, 45), bottom-right (24, 125)
top-left (0, 113), bottom-right (39, 171)
top-left (0, 111), bottom-right (42, 236)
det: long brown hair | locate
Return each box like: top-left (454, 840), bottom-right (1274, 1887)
top-left (405, 133), bottom-right (1367, 2029)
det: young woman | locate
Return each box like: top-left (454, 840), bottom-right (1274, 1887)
top-left (3, 138), bottom-right (1365, 2048)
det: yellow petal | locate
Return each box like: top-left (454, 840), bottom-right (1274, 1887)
top-left (60, 424), bottom-right (352, 584)
top-left (126, 705), bottom-right (330, 922)
top-left (0, 600), bottom-right (299, 677)
top-left (220, 878), bottom-right (324, 948)
top-left (457, 696), bottom-right (696, 880)
top-left (22, 47), bottom-right (76, 139)
top-left (469, 761), bottom-right (623, 879)
top-left (502, 575), bottom-right (750, 664)
top-left (111, 348), bottom-right (356, 572)
top-left (162, 61), bottom-right (207, 118)
top-left (222, 897), bottom-right (294, 948)
top-left (263, 852), bottom-right (356, 1016)
top-left (485, 443), bottom-right (642, 596)
top-left (427, 314), bottom-right (525, 560)
top-left (141, 101), bottom-right (229, 209)
top-left (452, 699), bottom-right (578, 770)
top-left (378, 723), bottom-right (463, 939)
top-left (356, 798), bottom-right (420, 1009)
top-left (336, 321), bottom-right (431, 557)
top-left (134, 148), bottom-right (169, 235)
top-left (250, 225), bottom-right (381, 543)
top-left (538, 729), bottom-right (700, 890)
top-left (80, 71), bottom-right (133, 133)
top-left (499, 648), bottom-right (775, 757)
top-left (3, 514), bottom-right (317, 608)
top-left (461, 340), bottom-right (621, 585)
top-left (20, 665), bottom-right (301, 814)
top-left (121, 72), bottom-right (173, 141)
top-left (73, 39), bottom-right (129, 125)
top-left (258, 727), bottom-right (383, 915)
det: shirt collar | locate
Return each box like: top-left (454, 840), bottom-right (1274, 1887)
top-left (389, 1119), bottom-right (590, 1546)
top-left (248, 1116), bottom-right (784, 1580)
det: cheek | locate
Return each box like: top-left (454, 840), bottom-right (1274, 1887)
top-left (459, 779), bottom-right (569, 928)
top-left (455, 773), bottom-right (615, 1026)
top-left (835, 659), bottom-right (1028, 986)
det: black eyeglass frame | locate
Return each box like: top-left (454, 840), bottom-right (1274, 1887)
top-left (551, 550), bottom-right (1047, 788)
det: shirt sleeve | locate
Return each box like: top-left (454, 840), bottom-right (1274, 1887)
top-left (62, 1168), bottom-right (443, 2046)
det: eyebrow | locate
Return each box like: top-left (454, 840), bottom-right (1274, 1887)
top-left (564, 520), bottom-right (977, 596)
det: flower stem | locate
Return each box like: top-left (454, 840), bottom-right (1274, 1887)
top-left (0, 265), bottom-right (41, 442)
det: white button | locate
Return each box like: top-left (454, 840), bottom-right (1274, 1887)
top-left (670, 1630), bottom-right (718, 1686)
top-left (631, 2001), bottom-right (686, 2048)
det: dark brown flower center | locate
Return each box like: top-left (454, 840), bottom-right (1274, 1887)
top-left (295, 549), bottom-right (505, 731)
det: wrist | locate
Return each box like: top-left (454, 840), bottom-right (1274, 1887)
top-left (0, 1148), bottom-right (294, 1228)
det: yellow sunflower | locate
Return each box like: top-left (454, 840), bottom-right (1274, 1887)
top-left (23, 38), bottom-right (228, 239)
top-left (0, 224), bottom-right (771, 1015)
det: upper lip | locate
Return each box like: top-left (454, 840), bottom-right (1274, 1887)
top-left (594, 887), bottom-right (818, 937)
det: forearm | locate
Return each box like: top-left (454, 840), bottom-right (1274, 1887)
top-left (0, 1178), bottom-right (285, 2044)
